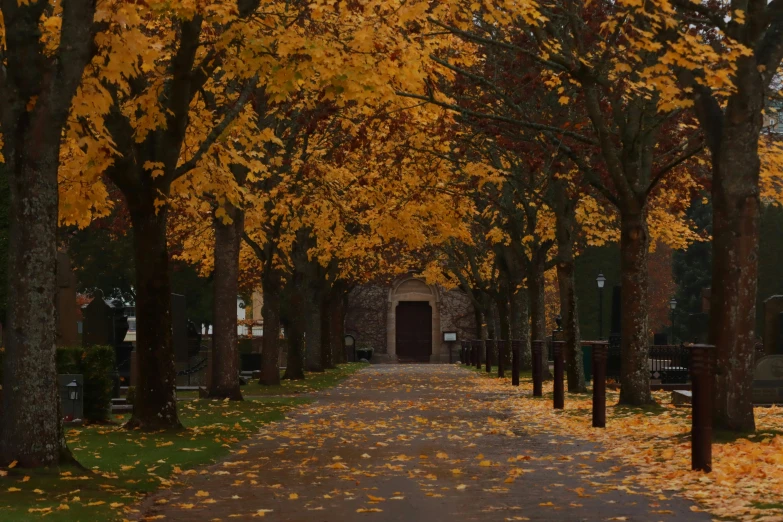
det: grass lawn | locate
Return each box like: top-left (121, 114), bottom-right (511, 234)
top-left (0, 362), bottom-right (368, 521)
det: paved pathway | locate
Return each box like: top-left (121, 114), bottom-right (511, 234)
top-left (136, 365), bottom-right (710, 521)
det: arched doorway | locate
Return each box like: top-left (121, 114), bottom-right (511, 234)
top-left (395, 301), bottom-right (432, 362)
top-left (387, 277), bottom-right (442, 363)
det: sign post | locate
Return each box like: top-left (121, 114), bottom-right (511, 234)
top-left (443, 331), bottom-right (457, 363)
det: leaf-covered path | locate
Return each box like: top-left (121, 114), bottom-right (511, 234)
top-left (136, 365), bottom-right (709, 521)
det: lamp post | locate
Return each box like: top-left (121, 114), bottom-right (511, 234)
top-left (669, 297), bottom-right (677, 344)
top-left (65, 379), bottom-right (80, 420)
top-left (596, 273), bottom-right (606, 340)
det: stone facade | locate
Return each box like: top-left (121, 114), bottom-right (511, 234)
top-left (345, 275), bottom-right (477, 363)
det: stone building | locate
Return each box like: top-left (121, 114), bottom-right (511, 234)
top-left (345, 275), bottom-right (477, 363)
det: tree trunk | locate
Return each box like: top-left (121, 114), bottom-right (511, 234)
top-left (558, 261), bottom-right (586, 393)
top-left (304, 284), bottom-right (324, 372)
top-left (125, 202), bottom-right (182, 429)
top-left (529, 256), bottom-right (552, 379)
top-left (282, 275), bottom-right (305, 381)
top-left (0, 0), bottom-right (97, 466)
top-left (496, 293), bottom-right (511, 371)
top-left (320, 292), bottom-right (334, 370)
top-left (708, 76), bottom-right (762, 432)
top-left (511, 289), bottom-right (532, 371)
top-left (554, 187), bottom-right (586, 393)
top-left (618, 209), bottom-right (653, 405)
top-left (1, 116), bottom-right (70, 466)
top-left (473, 307), bottom-right (484, 340)
top-left (208, 210), bottom-right (243, 400)
top-left (259, 274), bottom-right (281, 386)
top-left (331, 290), bottom-right (347, 365)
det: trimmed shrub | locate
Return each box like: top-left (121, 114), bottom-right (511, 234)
top-left (0, 345), bottom-right (115, 423)
top-left (80, 345), bottom-right (115, 422)
top-left (126, 386), bottom-right (135, 406)
top-left (57, 345), bottom-right (115, 423)
top-left (56, 346), bottom-right (82, 375)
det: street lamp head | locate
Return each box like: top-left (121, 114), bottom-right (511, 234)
top-left (596, 273), bottom-right (606, 289)
top-left (669, 297), bottom-right (677, 310)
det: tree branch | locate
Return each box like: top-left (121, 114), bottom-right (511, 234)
top-left (173, 75), bottom-right (258, 180)
top-left (396, 90), bottom-right (597, 145)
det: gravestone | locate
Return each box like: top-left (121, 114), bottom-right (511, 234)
top-left (172, 293), bottom-right (188, 363)
top-left (753, 355), bottom-right (783, 404)
top-left (82, 291), bottom-right (112, 346)
top-left (764, 296), bottom-right (783, 355)
top-left (701, 288), bottom-right (711, 313)
top-left (56, 252), bottom-right (79, 346)
top-left (687, 312), bottom-right (709, 344)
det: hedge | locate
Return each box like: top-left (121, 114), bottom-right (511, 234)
top-left (0, 345), bottom-right (115, 423)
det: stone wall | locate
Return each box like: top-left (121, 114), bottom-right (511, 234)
top-left (345, 281), bottom-right (478, 363)
top-left (439, 288), bottom-right (477, 342)
top-left (345, 285), bottom-right (388, 356)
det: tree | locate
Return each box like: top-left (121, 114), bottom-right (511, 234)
top-left (666, 0), bottom-right (783, 432)
top-left (0, 0), bottom-right (99, 466)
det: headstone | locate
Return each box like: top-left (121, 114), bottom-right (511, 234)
top-left (172, 293), bottom-right (188, 363)
top-left (701, 288), bottom-right (711, 313)
top-left (56, 252), bottom-right (79, 346)
top-left (764, 296), bottom-right (783, 355)
top-left (777, 313), bottom-right (783, 356)
top-left (653, 333), bottom-right (668, 345)
top-left (753, 355), bottom-right (783, 404)
top-left (82, 291), bottom-right (112, 346)
top-left (688, 312), bottom-right (709, 344)
top-left (58, 374), bottom-right (84, 422)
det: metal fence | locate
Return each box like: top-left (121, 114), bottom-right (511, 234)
top-left (602, 342), bottom-right (691, 383)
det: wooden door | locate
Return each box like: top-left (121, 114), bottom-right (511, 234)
top-left (396, 301), bottom-right (432, 362)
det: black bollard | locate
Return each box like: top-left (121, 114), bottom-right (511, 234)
top-left (591, 341), bottom-right (608, 428)
top-left (690, 344), bottom-right (713, 472)
top-left (532, 340), bottom-right (544, 397)
top-left (553, 340), bottom-right (565, 409)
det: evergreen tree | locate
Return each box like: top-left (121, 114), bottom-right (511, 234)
top-left (672, 196), bottom-right (712, 342)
